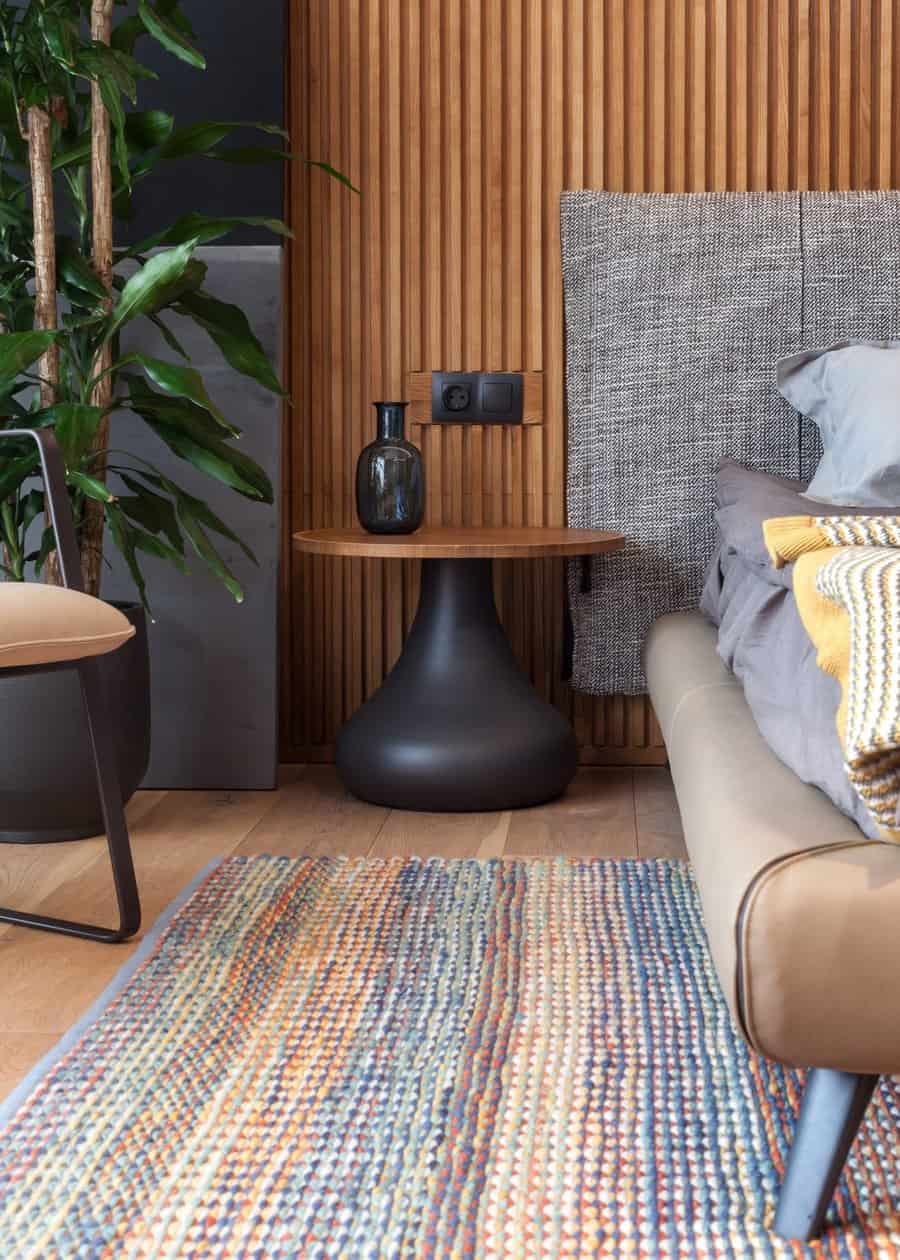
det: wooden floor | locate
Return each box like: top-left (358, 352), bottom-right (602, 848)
top-left (0, 766), bottom-right (684, 1101)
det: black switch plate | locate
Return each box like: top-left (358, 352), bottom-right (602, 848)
top-left (431, 372), bottom-right (523, 424)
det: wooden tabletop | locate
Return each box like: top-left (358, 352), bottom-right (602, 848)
top-left (292, 526), bottom-right (625, 560)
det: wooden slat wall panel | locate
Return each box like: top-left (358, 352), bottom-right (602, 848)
top-left (284, 0), bottom-right (900, 765)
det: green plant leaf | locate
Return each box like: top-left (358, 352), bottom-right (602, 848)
top-left (56, 237), bottom-right (108, 302)
top-left (32, 525), bottom-right (56, 577)
top-left (203, 145), bottom-right (290, 165)
top-left (131, 525), bottom-right (188, 571)
top-left (38, 10), bottom-right (78, 68)
top-left (303, 158), bottom-right (360, 193)
top-left (0, 394), bottom-right (30, 421)
top-left (112, 183), bottom-right (136, 222)
top-left (117, 478), bottom-right (184, 552)
top-left (126, 213), bottom-right (291, 255)
top-left (113, 259), bottom-right (208, 319)
top-left (156, 0), bottom-right (197, 39)
top-left (52, 134), bottom-right (92, 171)
top-left (137, 0), bottom-right (206, 69)
top-left (0, 79), bottom-right (27, 164)
top-left (176, 290), bottom-right (284, 396)
top-left (124, 375), bottom-right (228, 433)
top-left (39, 403), bottom-right (104, 467)
top-left (59, 280), bottom-right (103, 314)
top-left (125, 109), bottom-right (174, 150)
top-left (61, 308), bottom-right (106, 332)
top-left (0, 331), bottom-right (59, 390)
top-left (68, 470), bottom-right (116, 502)
top-left (21, 79), bottom-right (53, 111)
top-left (142, 257), bottom-right (207, 314)
top-left (156, 120), bottom-right (288, 161)
top-left (143, 471), bottom-right (258, 563)
top-left (146, 312), bottom-right (191, 361)
top-left (105, 241), bottom-right (196, 340)
top-left (175, 500), bottom-right (244, 602)
top-left (0, 452), bottom-right (39, 501)
top-left (4, 376), bottom-right (35, 399)
top-left (129, 354), bottom-right (238, 436)
top-left (121, 469), bottom-right (257, 563)
top-left (111, 14), bottom-right (149, 56)
top-left (98, 73), bottom-right (131, 189)
top-left (0, 202), bottom-right (25, 230)
top-left (18, 488), bottom-right (44, 534)
top-left (76, 43), bottom-right (145, 104)
top-left (139, 413), bottom-right (273, 502)
top-left (125, 380), bottom-right (270, 496)
top-left (0, 496), bottom-right (20, 577)
top-left (105, 502), bottom-right (149, 610)
top-left (207, 148), bottom-right (360, 194)
top-left (181, 497), bottom-right (257, 565)
top-left (60, 166), bottom-right (89, 239)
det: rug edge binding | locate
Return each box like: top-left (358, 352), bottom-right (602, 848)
top-left (0, 856), bottom-right (225, 1127)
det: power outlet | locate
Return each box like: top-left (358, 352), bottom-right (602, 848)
top-left (431, 372), bottom-right (524, 424)
top-left (442, 381), bottom-right (472, 413)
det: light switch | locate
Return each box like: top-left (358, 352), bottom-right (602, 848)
top-left (481, 380), bottom-right (514, 414)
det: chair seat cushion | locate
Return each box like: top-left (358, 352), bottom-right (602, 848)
top-left (0, 584), bottom-right (135, 668)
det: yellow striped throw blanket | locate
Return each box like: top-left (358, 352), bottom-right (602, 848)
top-left (763, 515), bottom-right (900, 843)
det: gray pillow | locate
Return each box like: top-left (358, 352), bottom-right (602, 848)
top-left (776, 340), bottom-right (900, 506)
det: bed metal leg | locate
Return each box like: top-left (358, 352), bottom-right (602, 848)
top-left (773, 1067), bottom-right (879, 1240)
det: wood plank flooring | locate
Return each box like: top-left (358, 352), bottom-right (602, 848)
top-left (0, 766), bottom-right (684, 1100)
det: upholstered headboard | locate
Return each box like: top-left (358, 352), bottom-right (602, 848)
top-left (561, 190), bottom-right (900, 695)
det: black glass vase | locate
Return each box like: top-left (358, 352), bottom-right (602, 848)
top-left (356, 402), bottom-right (425, 534)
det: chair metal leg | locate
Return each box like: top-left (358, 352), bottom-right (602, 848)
top-left (774, 1067), bottom-right (879, 1240)
top-left (0, 657), bottom-right (141, 943)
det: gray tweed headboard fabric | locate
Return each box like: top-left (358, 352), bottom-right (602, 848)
top-left (561, 189), bottom-right (900, 695)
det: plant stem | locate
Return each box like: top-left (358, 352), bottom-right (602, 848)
top-left (80, 0), bottom-right (115, 597)
top-left (26, 100), bottom-right (67, 589)
top-left (26, 105), bottom-right (58, 409)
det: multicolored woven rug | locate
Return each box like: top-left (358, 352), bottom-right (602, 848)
top-left (1, 857), bottom-right (898, 1259)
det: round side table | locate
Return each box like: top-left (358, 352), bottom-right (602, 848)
top-left (292, 527), bottom-right (624, 811)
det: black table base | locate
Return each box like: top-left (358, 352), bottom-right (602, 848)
top-left (336, 558), bottom-right (577, 811)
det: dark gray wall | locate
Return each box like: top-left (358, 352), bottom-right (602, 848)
top-left (121, 0), bottom-right (285, 245)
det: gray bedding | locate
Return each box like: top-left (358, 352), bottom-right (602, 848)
top-left (700, 460), bottom-right (880, 839)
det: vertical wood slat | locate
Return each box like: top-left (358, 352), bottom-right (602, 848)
top-left (284, 0), bottom-right (900, 766)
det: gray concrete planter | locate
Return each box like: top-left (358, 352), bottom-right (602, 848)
top-left (104, 246), bottom-right (281, 790)
top-left (0, 603), bottom-right (150, 843)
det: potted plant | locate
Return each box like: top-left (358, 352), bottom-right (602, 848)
top-left (0, 0), bottom-right (348, 841)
